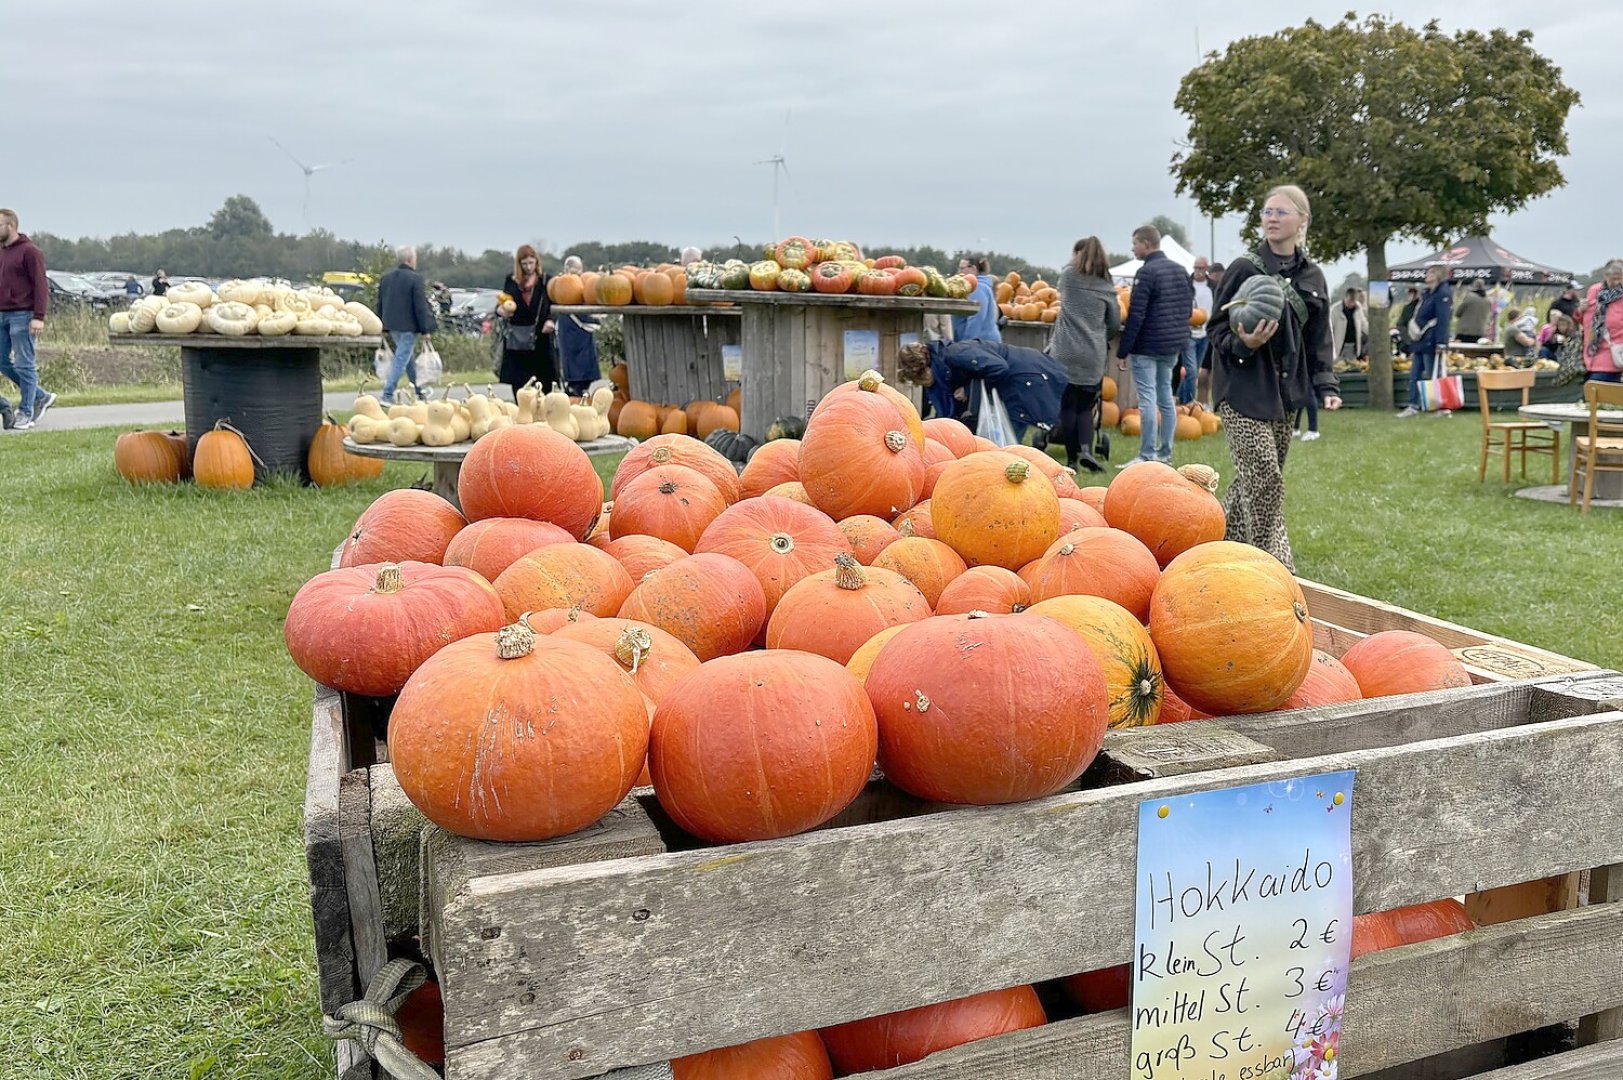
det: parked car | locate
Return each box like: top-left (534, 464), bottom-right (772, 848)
top-left (444, 288), bottom-right (502, 335)
top-left (46, 271), bottom-right (119, 310)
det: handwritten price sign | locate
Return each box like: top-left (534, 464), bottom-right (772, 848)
top-left (1130, 772), bottom-right (1355, 1080)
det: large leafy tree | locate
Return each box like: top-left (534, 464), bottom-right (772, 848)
top-left (1172, 14), bottom-right (1577, 409)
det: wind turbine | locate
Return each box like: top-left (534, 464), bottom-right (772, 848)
top-left (269, 137), bottom-right (353, 231)
top-left (754, 110), bottom-right (793, 241)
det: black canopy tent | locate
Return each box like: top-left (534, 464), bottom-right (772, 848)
top-left (1388, 234), bottom-right (1573, 287)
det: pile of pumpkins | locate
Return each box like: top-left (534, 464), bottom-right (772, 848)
top-left (345, 382), bottom-right (616, 448)
top-left (109, 280), bottom-right (383, 339)
top-left (114, 418), bottom-right (390, 490)
top-left (997, 273), bottom-right (1134, 325)
top-left (546, 264), bottom-right (687, 308)
top-left (1112, 395), bottom-right (1223, 443)
top-left (690, 240), bottom-right (978, 299)
top-left (281, 369), bottom-right (1476, 1074)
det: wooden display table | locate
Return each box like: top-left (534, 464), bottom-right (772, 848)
top-left (109, 332), bottom-right (381, 484)
top-left (998, 319), bottom-right (1053, 351)
top-left (343, 434), bottom-right (637, 510)
top-left (1516, 401), bottom-right (1623, 505)
top-left (552, 305), bottom-right (740, 408)
top-left (684, 290), bottom-right (979, 440)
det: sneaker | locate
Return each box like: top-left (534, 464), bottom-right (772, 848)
top-left (32, 391), bottom-right (56, 423)
top-left (11, 413), bottom-right (33, 430)
top-left (1396, 406), bottom-right (1419, 418)
top-left (1076, 454), bottom-right (1105, 473)
top-left (1435, 409), bottom-right (1453, 418)
top-left (1301, 430), bottom-right (1321, 442)
top-left (1291, 430), bottom-right (1303, 439)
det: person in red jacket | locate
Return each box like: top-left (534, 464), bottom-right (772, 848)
top-left (0, 208), bottom-right (55, 430)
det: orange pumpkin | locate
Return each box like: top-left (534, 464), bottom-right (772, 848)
top-left (597, 273), bottom-right (633, 306)
top-left (617, 552), bottom-right (767, 660)
top-left (492, 542), bottom-right (635, 621)
top-left (634, 271), bottom-right (675, 307)
top-left (609, 362), bottom-right (630, 394)
top-left (114, 429), bottom-right (184, 484)
top-left (524, 607), bottom-right (597, 634)
top-left (1026, 528), bottom-right (1160, 620)
top-left (820, 986), bottom-right (1047, 1074)
top-left (1058, 500), bottom-right (1108, 535)
top-left (610, 464), bottom-right (728, 552)
top-left (1001, 443), bottom-right (1071, 483)
top-left (838, 514), bottom-right (903, 565)
top-left (388, 622), bottom-right (647, 841)
top-left (763, 480), bottom-right (814, 504)
top-left (1149, 541), bottom-right (1313, 715)
top-left (695, 404), bottom-right (740, 439)
top-left (810, 369), bottom-right (926, 451)
top-left (671, 1031), bottom-right (833, 1080)
top-left (649, 651), bottom-right (877, 842)
top-left (1174, 414), bottom-right (1203, 441)
top-left (1101, 377), bottom-right (1117, 403)
top-left (934, 565), bottom-right (1032, 615)
top-left (194, 421), bottom-right (256, 490)
top-left (340, 488), bottom-right (467, 567)
top-left (601, 533), bottom-right (688, 584)
top-left (1279, 649), bottom-right (1363, 710)
top-left (1103, 462), bottom-right (1226, 567)
top-left (1100, 400), bottom-right (1121, 428)
top-left (580, 271), bottom-right (601, 305)
top-left (922, 438), bottom-right (957, 469)
top-left (309, 417), bottom-right (384, 487)
top-left (458, 425), bottom-right (604, 539)
top-left (442, 517), bottom-right (575, 583)
top-left (1026, 595), bottom-right (1164, 728)
top-left (1384, 898), bottom-right (1476, 945)
top-left (661, 408), bottom-right (689, 435)
top-left (892, 500), bottom-right (936, 539)
top-left (1338, 630), bottom-right (1471, 699)
top-left (799, 391), bottom-right (926, 521)
top-left (1061, 965), bottom-right (1130, 1014)
top-left (1120, 412), bottom-right (1142, 437)
top-left (617, 400), bottom-right (661, 440)
top-left (766, 553), bottom-right (931, 664)
top-left (872, 536), bottom-right (967, 607)
top-left (739, 439), bottom-right (801, 499)
top-left (920, 459), bottom-right (954, 501)
top-left (612, 435), bottom-right (743, 505)
top-left (970, 435), bottom-right (1000, 453)
top-left (933, 453), bottom-right (1061, 571)
top-left (1351, 912), bottom-right (1408, 959)
top-left (395, 980), bottom-right (445, 1066)
top-left (1077, 486), bottom-right (1108, 512)
top-left (1157, 681), bottom-right (1212, 724)
top-left (846, 624), bottom-right (910, 684)
top-left (551, 617), bottom-right (701, 714)
top-left (865, 614), bottom-right (1107, 803)
top-left (283, 561), bottom-right (507, 697)
top-left (694, 496), bottom-right (852, 626)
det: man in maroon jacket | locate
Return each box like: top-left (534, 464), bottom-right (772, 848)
top-left (0, 208), bottom-right (55, 430)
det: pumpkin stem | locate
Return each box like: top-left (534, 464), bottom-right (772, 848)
top-left (857, 369), bottom-right (885, 392)
top-left (833, 552), bottom-right (865, 591)
top-left (1004, 459), bottom-right (1030, 484)
top-left (658, 480), bottom-right (678, 496)
top-left (1059, 542), bottom-right (1076, 556)
top-left (897, 518), bottom-right (916, 538)
top-left (497, 618), bottom-right (537, 659)
top-left (1293, 600), bottom-right (1309, 624)
top-left (966, 610), bottom-right (991, 619)
top-left (651, 447), bottom-right (673, 465)
top-left (214, 419), bottom-right (267, 470)
top-left (613, 626), bottom-right (653, 674)
top-left (1178, 463), bottom-right (1220, 493)
top-left (372, 563), bottom-right (404, 594)
top-left (1011, 603), bottom-right (1028, 614)
top-left (769, 532), bottom-right (795, 555)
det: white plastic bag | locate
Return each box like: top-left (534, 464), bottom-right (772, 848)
top-left (372, 345), bottom-right (393, 384)
top-left (415, 344), bottom-right (443, 387)
top-left (974, 383), bottom-right (1018, 446)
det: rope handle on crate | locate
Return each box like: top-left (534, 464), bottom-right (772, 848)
top-left (323, 958), bottom-right (441, 1080)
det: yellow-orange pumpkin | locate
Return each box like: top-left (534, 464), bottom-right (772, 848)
top-left (933, 453), bottom-right (1061, 570)
top-left (872, 536), bottom-right (966, 608)
top-left (617, 552), bottom-right (767, 660)
top-left (492, 542), bottom-right (635, 621)
top-left (1027, 528), bottom-right (1161, 620)
top-left (617, 400), bottom-right (661, 440)
top-left (1026, 595), bottom-right (1164, 728)
top-left (309, 417), bottom-right (385, 487)
top-left (194, 421), bottom-right (256, 490)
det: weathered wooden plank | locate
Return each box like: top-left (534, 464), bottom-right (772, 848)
top-left (434, 710), bottom-right (1623, 1076)
top-left (1097, 722), bottom-right (1279, 778)
top-left (447, 902), bottom-right (1623, 1079)
top-left (739, 307), bottom-right (775, 440)
top-left (108, 333), bottom-right (382, 350)
top-left (337, 1039), bottom-right (373, 1080)
top-left (551, 306), bottom-right (740, 317)
top-left (306, 686), bottom-right (359, 1016)
top-left (368, 764), bottom-right (428, 943)
top-left (810, 309), bottom-right (842, 406)
top-left (422, 794), bottom-right (669, 976)
top-left (684, 289), bottom-right (979, 313)
top-left (1578, 864), bottom-right (1623, 1045)
top-left (1470, 1042), bottom-right (1623, 1079)
top-left (339, 770), bottom-right (389, 994)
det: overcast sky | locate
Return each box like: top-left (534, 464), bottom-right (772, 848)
top-left (10, 2), bottom-right (1617, 280)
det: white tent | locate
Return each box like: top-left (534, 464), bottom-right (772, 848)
top-left (1110, 235), bottom-right (1198, 284)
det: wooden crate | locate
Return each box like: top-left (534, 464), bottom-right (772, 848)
top-left (552, 306), bottom-right (741, 409)
top-left (998, 319), bottom-right (1052, 351)
top-left (304, 577), bottom-right (1602, 1078)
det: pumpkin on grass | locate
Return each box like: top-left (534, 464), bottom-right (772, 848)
top-left (1027, 595), bottom-right (1164, 728)
top-left (340, 488), bottom-right (467, 567)
top-left (932, 453), bottom-right (1060, 571)
top-left (442, 517), bottom-right (575, 583)
top-left (601, 533), bottom-right (688, 584)
top-left (617, 552), bottom-right (767, 660)
top-left (493, 542), bottom-right (634, 620)
top-left (458, 424), bottom-right (604, 539)
top-left (872, 536), bottom-right (967, 607)
top-left (767, 553), bottom-right (931, 665)
top-left (694, 496), bottom-right (851, 626)
top-left (649, 651), bottom-right (877, 843)
top-left (194, 420), bottom-right (256, 490)
top-left (1027, 528), bottom-right (1161, 621)
top-left (934, 565), bottom-right (1031, 615)
top-left (1338, 630), bottom-right (1471, 699)
top-left (820, 985), bottom-right (1047, 1074)
top-left (612, 435), bottom-right (743, 505)
top-left (309, 416), bottom-right (384, 487)
top-left (839, 515), bottom-right (903, 565)
top-left (671, 1031), bottom-right (832, 1080)
top-left (798, 391), bottom-right (926, 521)
top-left (1149, 541), bottom-right (1312, 715)
top-left (610, 464), bottom-right (728, 552)
top-left (284, 562), bottom-right (506, 697)
top-left (738, 438), bottom-right (801, 499)
top-left (388, 619), bottom-right (648, 841)
top-left (1279, 650), bottom-right (1363, 710)
top-left (114, 429), bottom-right (185, 485)
top-left (865, 612), bottom-right (1108, 804)
top-left (1103, 462), bottom-right (1225, 567)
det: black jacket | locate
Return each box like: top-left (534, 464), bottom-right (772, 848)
top-left (378, 264), bottom-right (438, 334)
top-left (1117, 250), bottom-right (1194, 359)
top-left (1206, 246), bottom-right (1337, 421)
top-left (503, 274), bottom-right (552, 330)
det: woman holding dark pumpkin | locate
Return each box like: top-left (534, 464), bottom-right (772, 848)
top-left (1204, 184), bottom-right (1342, 572)
top-left (498, 244), bottom-right (557, 394)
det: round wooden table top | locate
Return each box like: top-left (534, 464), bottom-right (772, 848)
top-left (342, 434), bottom-right (638, 462)
top-left (1518, 402), bottom-right (1623, 424)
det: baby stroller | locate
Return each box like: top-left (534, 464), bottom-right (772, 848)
top-left (1041, 395), bottom-right (1110, 462)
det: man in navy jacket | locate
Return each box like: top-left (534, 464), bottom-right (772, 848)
top-left (1116, 225), bottom-right (1194, 464)
top-left (1399, 265), bottom-right (1454, 417)
top-left (377, 246), bottom-right (438, 405)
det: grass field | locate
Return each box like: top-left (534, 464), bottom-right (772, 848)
top-left (0, 409), bottom-right (1614, 1077)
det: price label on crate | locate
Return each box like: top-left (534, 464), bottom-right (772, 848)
top-left (1129, 771), bottom-right (1354, 1080)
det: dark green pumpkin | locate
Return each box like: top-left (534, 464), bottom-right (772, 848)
top-left (1224, 275), bottom-right (1287, 332)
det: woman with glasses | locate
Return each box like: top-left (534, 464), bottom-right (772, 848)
top-left (1204, 185), bottom-right (1342, 572)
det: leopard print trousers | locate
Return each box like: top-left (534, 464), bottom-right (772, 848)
top-left (1217, 402), bottom-right (1297, 573)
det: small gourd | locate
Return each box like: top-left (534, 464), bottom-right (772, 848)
top-left (421, 400), bottom-right (458, 447)
top-left (348, 415), bottom-right (387, 445)
top-left (388, 416), bottom-right (423, 446)
top-left (1223, 274), bottom-right (1287, 333)
top-left (571, 401), bottom-right (603, 441)
top-left (544, 391), bottom-right (580, 441)
top-left (353, 389), bottom-right (387, 422)
top-left (591, 387), bottom-right (614, 436)
top-left (387, 401), bottom-right (412, 420)
top-left (516, 380), bottom-right (540, 425)
top-left (450, 404), bottom-right (472, 443)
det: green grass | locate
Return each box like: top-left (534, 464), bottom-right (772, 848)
top-left (0, 413), bottom-right (1614, 1077)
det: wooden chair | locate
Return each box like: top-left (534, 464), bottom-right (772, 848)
top-left (1572, 379), bottom-right (1623, 512)
top-left (1475, 369), bottom-right (1559, 484)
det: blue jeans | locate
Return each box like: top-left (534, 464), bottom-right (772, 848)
top-left (0, 310), bottom-right (42, 417)
top-left (1588, 372), bottom-right (1622, 384)
top-left (1408, 349), bottom-right (1436, 409)
top-left (1177, 337), bottom-right (1206, 405)
top-left (1130, 353), bottom-right (1178, 462)
top-left (381, 332), bottom-right (421, 404)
